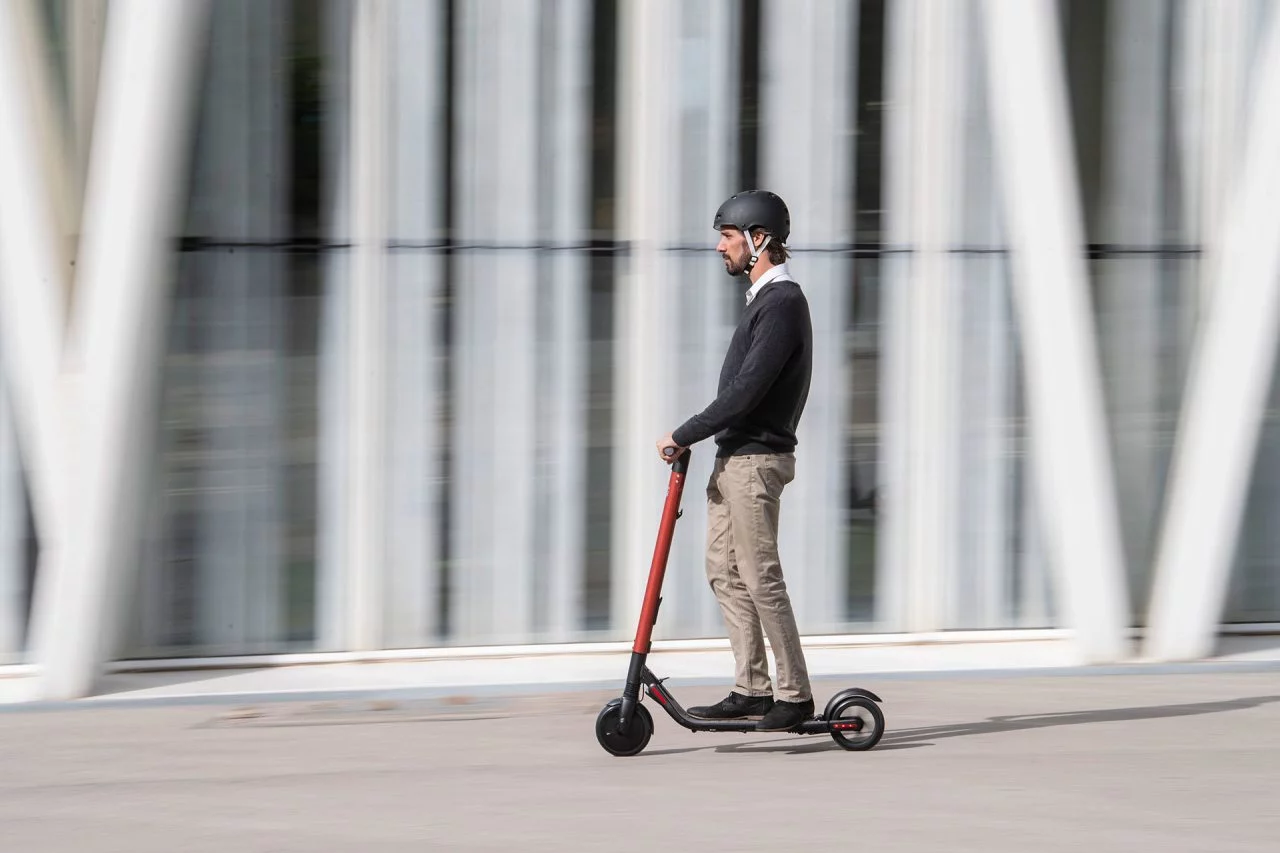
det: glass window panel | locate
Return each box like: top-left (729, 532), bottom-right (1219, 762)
top-left (885, 0), bottom-right (1050, 631)
top-left (1060, 0), bottom-right (1243, 626)
top-left (845, 0), bottom-right (886, 626)
top-left (1226, 330), bottom-right (1280, 623)
top-left (0, 375), bottom-right (36, 664)
top-left (384, 0), bottom-right (611, 646)
top-left (124, 0), bottom-right (349, 657)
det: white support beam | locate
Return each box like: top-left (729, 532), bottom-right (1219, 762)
top-left (67, 0), bottom-right (108, 230)
top-left (1095, 0), bottom-right (1172, 618)
top-left (980, 0), bottom-right (1130, 662)
top-left (347, 0), bottom-right (390, 651)
top-left (881, 0), bottom-right (962, 633)
top-left (1176, 0), bottom-right (1250, 313)
top-left (760, 0), bottom-right (854, 633)
top-left (668, 0), bottom-right (738, 639)
top-left (0, 0), bottom-right (77, 673)
top-left (544, 0), bottom-right (590, 640)
top-left (612, 0), bottom-right (683, 638)
top-left (13, 0), bottom-right (77, 263)
top-left (451, 0), bottom-right (541, 643)
top-left (952, 7), bottom-right (1035, 628)
top-left (0, 1), bottom-right (73, 554)
top-left (1145, 8), bottom-right (1280, 661)
top-left (383, 0), bottom-right (445, 648)
top-left (316, 0), bottom-right (356, 652)
top-left (32, 0), bottom-right (211, 700)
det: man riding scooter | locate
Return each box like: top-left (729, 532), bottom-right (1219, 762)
top-left (655, 190), bottom-right (815, 733)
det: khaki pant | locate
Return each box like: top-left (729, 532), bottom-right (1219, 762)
top-left (705, 453), bottom-right (812, 703)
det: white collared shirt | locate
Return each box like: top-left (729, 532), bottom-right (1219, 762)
top-left (746, 262), bottom-right (795, 305)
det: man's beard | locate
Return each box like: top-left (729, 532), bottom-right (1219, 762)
top-left (722, 251), bottom-right (748, 278)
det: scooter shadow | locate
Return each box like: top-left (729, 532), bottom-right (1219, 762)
top-left (638, 694), bottom-right (1280, 757)
top-left (641, 737), bottom-right (924, 757)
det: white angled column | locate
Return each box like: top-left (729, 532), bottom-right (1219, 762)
top-left (0, 1), bottom-right (73, 556)
top-left (980, 0), bottom-right (1130, 662)
top-left (451, 0), bottom-right (541, 643)
top-left (880, 0), bottom-right (962, 633)
top-left (760, 0), bottom-right (854, 633)
top-left (34, 0), bottom-right (211, 699)
top-left (12, 0), bottom-right (77, 258)
top-left (1145, 8), bottom-right (1280, 661)
top-left (1177, 0), bottom-right (1251, 313)
top-left (382, 0), bottom-right (445, 648)
top-left (0, 0), bottom-right (76, 672)
top-left (68, 0), bottom-right (107, 196)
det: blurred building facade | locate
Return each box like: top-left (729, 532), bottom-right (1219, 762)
top-left (2, 0), bottom-right (1280, 699)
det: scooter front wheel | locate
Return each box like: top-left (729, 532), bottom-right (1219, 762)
top-left (595, 698), bottom-right (654, 757)
top-left (829, 696), bottom-right (885, 752)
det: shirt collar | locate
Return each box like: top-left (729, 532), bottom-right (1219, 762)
top-left (746, 262), bottom-right (794, 304)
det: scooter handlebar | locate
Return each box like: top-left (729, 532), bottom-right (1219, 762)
top-left (663, 446), bottom-right (691, 473)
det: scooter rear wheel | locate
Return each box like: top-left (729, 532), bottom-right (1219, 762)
top-left (829, 696), bottom-right (885, 752)
top-left (595, 698), bottom-right (654, 757)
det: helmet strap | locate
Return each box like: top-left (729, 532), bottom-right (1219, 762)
top-left (742, 230), bottom-right (772, 274)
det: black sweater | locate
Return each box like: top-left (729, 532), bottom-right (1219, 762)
top-left (672, 279), bottom-right (813, 457)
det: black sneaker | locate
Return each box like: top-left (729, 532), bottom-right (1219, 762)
top-left (687, 692), bottom-right (774, 720)
top-left (756, 698), bottom-right (815, 731)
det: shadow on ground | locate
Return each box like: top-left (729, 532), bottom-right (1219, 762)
top-left (639, 694), bottom-right (1280, 757)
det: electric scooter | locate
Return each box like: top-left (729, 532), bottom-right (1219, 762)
top-left (595, 448), bottom-right (886, 757)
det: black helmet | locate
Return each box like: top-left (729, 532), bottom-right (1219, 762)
top-left (713, 190), bottom-right (790, 244)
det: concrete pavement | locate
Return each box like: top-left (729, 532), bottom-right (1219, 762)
top-left (1, 669), bottom-right (1278, 852)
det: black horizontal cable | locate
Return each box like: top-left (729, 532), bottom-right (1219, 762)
top-left (387, 239), bottom-right (625, 253)
top-left (176, 237), bottom-right (627, 253)
top-left (175, 236), bottom-right (1204, 260)
top-left (1085, 243), bottom-right (1202, 259)
top-left (177, 237), bottom-right (352, 253)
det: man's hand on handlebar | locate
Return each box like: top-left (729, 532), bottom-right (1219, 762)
top-left (656, 433), bottom-right (685, 464)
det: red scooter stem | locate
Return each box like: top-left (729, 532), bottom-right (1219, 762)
top-left (633, 448), bottom-right (690, 654)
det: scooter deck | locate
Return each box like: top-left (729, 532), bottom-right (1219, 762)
top-left (642, 667), bottom-right (864, 736)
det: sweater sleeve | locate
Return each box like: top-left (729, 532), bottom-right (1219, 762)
top-left (671, 296), bottom-right (800, 448)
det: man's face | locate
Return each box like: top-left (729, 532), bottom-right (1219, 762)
top-left (716, 227), bottom-right (753, 277)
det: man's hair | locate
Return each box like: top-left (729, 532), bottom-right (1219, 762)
top-left (753, 228), bottom-right (789, 264)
